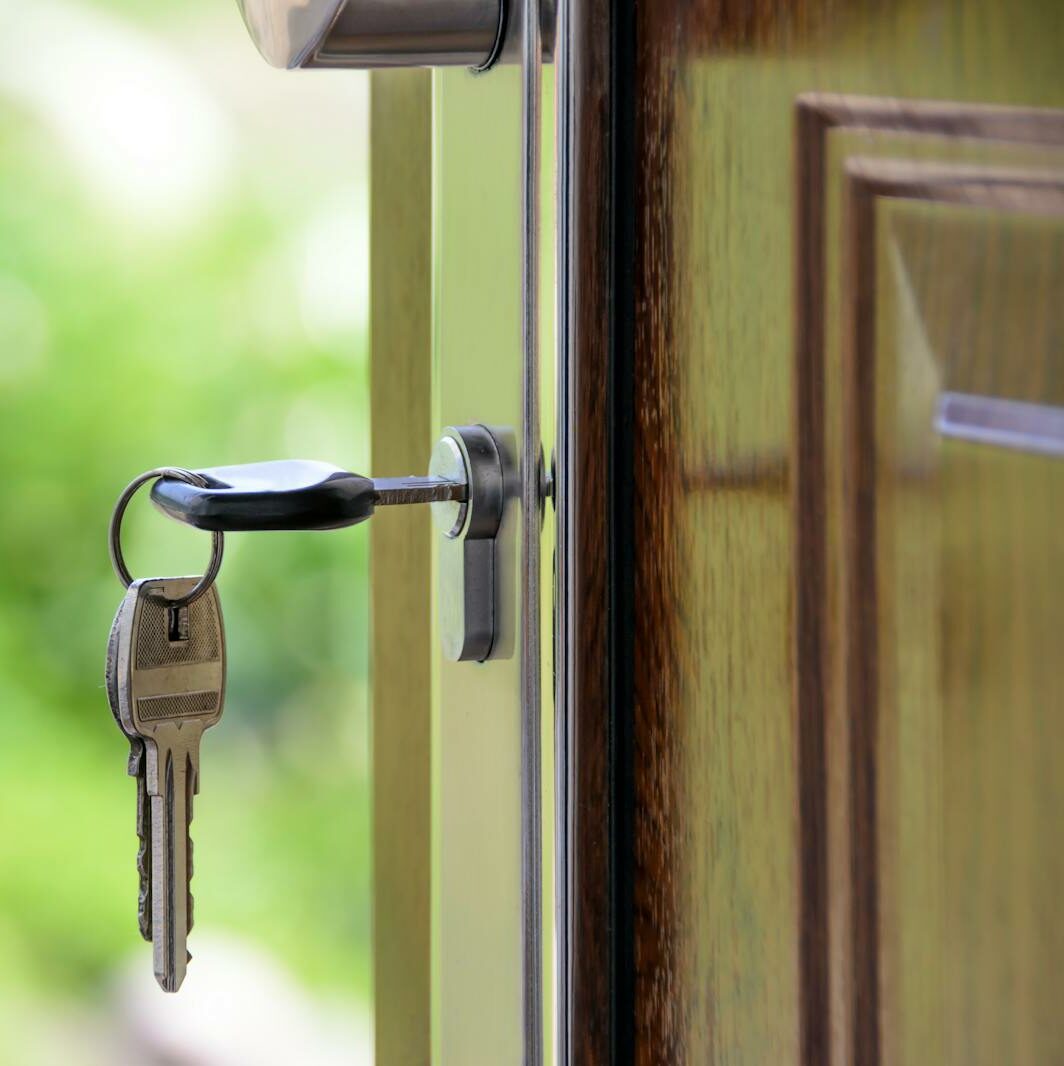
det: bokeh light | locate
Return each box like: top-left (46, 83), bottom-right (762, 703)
top-left (0, 2), bottom-right (373, 1062)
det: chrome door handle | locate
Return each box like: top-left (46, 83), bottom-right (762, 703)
top-left (236, 0), bottom-right (554, 71)
top-left (237, 0), bottom-right (508, 70)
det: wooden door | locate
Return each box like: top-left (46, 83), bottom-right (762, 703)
top-left (559, 2), bottom-right (1064, 1064)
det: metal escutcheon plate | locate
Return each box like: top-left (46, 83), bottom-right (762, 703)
top-left (430, 425), bottom-right (508, 662)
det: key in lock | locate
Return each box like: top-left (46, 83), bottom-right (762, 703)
top-left (150, 425), bottom-right (514, 663)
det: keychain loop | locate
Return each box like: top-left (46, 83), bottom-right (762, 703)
top-left (109, 468), bottom-right (224, 607)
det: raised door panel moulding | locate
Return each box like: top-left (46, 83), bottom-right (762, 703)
top-left (792, 93), bottom-right (1064, 1066)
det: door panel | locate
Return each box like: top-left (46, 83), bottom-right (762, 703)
top-left (371, 53), bottom-right (554, 1066)
top-left (808, 98), bottom-right (1064, 1065)
top-left (565, 1), bottom-right (1064, 1063)
top-left (839, 158), bottom-right (1064, 1065)
top-left (432, 61), bottom-right (556, 1065)
top-left (370, 69), bottom-right (433, 1066)
top-left (433, 64), bottom-right (525, 1064)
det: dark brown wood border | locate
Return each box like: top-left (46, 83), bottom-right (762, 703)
top-left (795, 94), bottom-right (1064, 1066)
top-left (558, 0), bottom-right (614, 1063)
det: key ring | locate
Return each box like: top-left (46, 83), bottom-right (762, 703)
top-left (109, 468), bottom-right (224, 607)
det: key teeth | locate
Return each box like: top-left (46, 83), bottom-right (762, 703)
top-left (136, 769), bottom-right (153, 942)
top-left (187, 781), bottom-right (195, 932)
top-left (137, 876), bottom-right (152, 942)
top-left (126, 743), bottom-right (143, 778)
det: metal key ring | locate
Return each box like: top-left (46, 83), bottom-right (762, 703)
top-left (109, 467), bottom-right (224, 607)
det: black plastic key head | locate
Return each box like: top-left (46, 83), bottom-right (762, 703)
top-left (150, 461), bottom-right (377, 532)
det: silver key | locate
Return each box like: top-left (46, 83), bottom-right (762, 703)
top-left (109, 576), bottom-right (226, 992)
top-left (105, 599), bottom-right (153, 942)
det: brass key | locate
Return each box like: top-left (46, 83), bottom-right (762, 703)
top-left (108, 576), bottom-right (226, 993)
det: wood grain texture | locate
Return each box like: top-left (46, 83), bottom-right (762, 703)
top-left (564, 1), bottom-right (1064, 1064)
top-left (559, 0), bottom-right (613, 1063)
top-left (797, 97), bottom-right (1064, 1066)
top-left (629, 5), bottom-right (688, 1062)
top-left (369, 69), bottom-right (432, 1066)
top-left (841, 156), bottom-right (1064, 1066)
top-left (626, 3), bottom-right (802, 1062)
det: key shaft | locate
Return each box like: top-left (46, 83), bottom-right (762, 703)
top-left (371, 475), bottom-right (467, 507)
top-left (146, 730), bottom-right (200, 992)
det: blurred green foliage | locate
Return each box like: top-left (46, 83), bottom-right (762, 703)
top-left (0, 0), bottom-right (372, 1051)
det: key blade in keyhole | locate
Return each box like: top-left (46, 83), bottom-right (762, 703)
top-left (372, 475), bottom-right (467, 507)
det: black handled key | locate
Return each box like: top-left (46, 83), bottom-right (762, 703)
top-left (150, 460), bottom-right (466, 532)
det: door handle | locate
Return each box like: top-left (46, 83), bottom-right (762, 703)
top-left (150, 425), bottom-right (509, 662)
top-left (237, 0), bottom-right (508, 70)
top-left (236, 0), bottom-right (554, 71)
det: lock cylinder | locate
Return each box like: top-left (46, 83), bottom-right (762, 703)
top-left (237, 0), bottom-right (509, 71)
top-left (148, 424), bottom-right (512, 664)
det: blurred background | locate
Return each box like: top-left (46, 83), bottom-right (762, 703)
top-left (0, 0), bottom-right (373, 1061)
